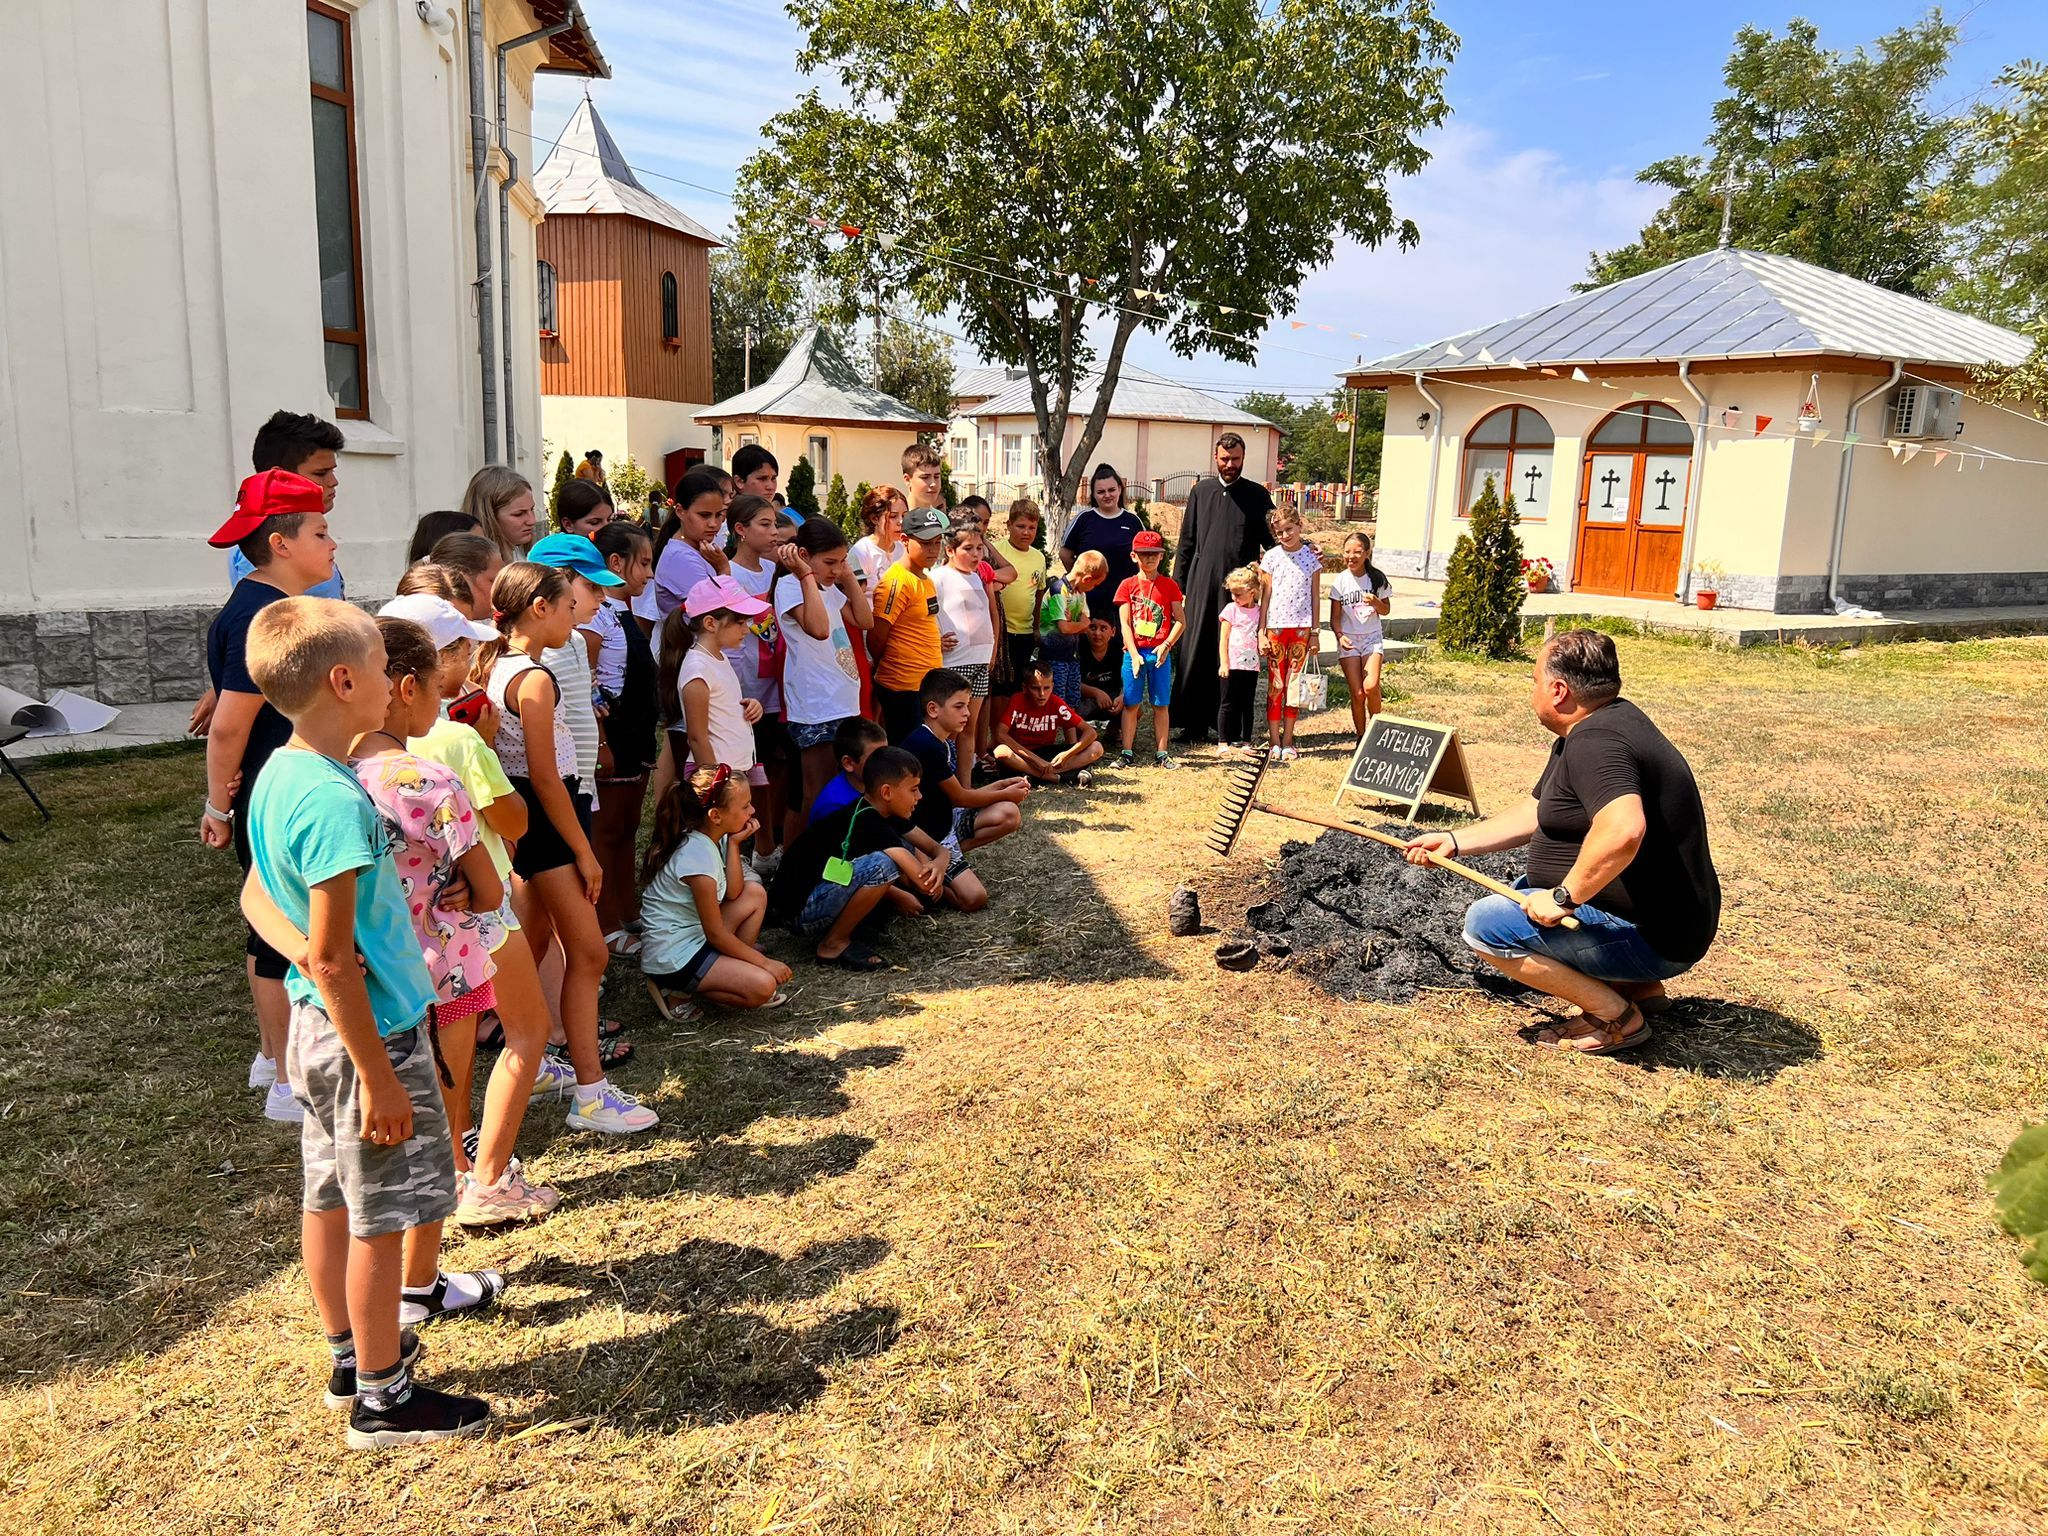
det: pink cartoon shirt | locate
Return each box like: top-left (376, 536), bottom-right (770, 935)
top-left (354, 750), bottom-right (500, 1008)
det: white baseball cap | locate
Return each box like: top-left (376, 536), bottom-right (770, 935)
top-left (377, 593), bottom-right (496, 648)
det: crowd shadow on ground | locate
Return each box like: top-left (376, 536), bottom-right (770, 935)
top-left (1499, 992), bottom-right (1824, 1082)
top-left (463, 1233), bottom-right (899, 1430)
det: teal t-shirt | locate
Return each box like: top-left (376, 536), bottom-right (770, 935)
top-left (247, 745), bottom-right (438, 1037)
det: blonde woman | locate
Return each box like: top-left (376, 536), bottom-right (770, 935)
top-left (461, 465), bottom-right (539, 563)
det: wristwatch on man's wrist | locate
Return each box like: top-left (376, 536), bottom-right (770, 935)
top-left (1549, 884), bottom-right (1579, 910)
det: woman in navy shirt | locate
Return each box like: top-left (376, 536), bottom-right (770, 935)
top-left (1058, 463), bottom-right (1145, 624)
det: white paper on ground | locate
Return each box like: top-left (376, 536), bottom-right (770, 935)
top-left (0, 684), bottom-right (120, 736)
top-left (1829, 597), bottom-right (1884, 620)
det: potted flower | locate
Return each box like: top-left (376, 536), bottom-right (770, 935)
top-left (1692, 559), bottom-right (1724, 610)
top-left (1522, 555), bottom-right (1556, 594)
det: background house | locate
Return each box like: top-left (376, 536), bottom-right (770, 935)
top-left (536, 95), bottom-right (719, 493)
top-left (1347, 247), bottom-right (2042, 613)
top-left (697, 327), bottom-right (946, 491)
top-left (953, 365), bottom-right (1280, 509)
top-left (0, 0), bottom-right (602, 704)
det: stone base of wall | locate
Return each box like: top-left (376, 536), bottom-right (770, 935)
top-left (1378, 547), bottom-right (1452, 582)
top-left (0, 608), bottom-right (214, 706)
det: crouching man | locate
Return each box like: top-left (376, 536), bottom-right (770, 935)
top-left (1403, 629), bottom-right (1720, 1053)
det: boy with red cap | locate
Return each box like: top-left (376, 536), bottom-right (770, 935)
top-left (1114, 529), bottom-right (1184, 770)
top-left (202, 469), bottom-right (339, 1119)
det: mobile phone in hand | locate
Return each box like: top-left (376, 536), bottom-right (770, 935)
top-left (447, 689), bottom-right (490, 727)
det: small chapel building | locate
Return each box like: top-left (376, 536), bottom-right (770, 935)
top-left (1346, 247), bottom-right (2043, 613)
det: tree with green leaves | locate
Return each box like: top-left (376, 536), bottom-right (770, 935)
top-left (1237, 389), bottom-right (1384, 485)
top-left (606, 455), bottom-right (659, 514)
top-left (1943, 63), bottom-right (2048, 412)
top-left (1581, 16), bottom-right (1959, 294)
top-left (734, 0), bottom-right (1453, 512)
top-left (1437, 474), bottom-right (1524, 660)
top-left (549, 449), bottom-right (575, 522)
top-left (786, 456), bottom-right (822, 522)
top-left (711, 250), bottom-right (803, 402)
top-left (824, 471), bottom-right (851, 533)
top-left (871, 315), bottom-right (955, 426)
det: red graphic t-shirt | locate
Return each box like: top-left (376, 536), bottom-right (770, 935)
top-left (1003, 694), bottom-right (1081, 748)
top-left (1114, 574), bottom-right (1184, 651)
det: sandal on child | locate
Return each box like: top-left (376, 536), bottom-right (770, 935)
top-left (604, 929), bottom-right (643, 959)
top-left (817, 942), bottom-right (887, 972)
top-left (598, 1016), bottom-right (627, 1040)
top-left (644, 980), bottom-right (703, 1024)
top-left (474, 1012), bottom-right (506, 1051)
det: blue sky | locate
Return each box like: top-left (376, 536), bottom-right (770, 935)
top-left (536, 0), bottom-right (2048, 403)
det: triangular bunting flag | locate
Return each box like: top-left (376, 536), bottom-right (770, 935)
top-left (1841, 431), bottom-right (1861, 445)
top-left (877, 231), bottom-right (899, 251)
top-left (1571, 367), bottom-right (1592, 383)
top-left (1752, 415), bottom-right (1772, 436)
top-left (1719, 408), bottom-right (1742, 430)
top-left (1219, 306), bottom-right (1235, 315)
top-left (804, 215), bottom-right (831, 230)
top-left (1810, 429), bottom-right (1830, 445)
top-left (1901, 442), bottom-right (1922, 462)
top-left (1601, 380), bottom-right (1620, 389)
top-left (1350, 331), bottom-right (1366, 340)
top-left (1316, 324), bottom-right (1335, 333)
top-left (1540, 367), bottom-right (1560, 377)
top-left (1630, 391), bottom-right (1648, 401)
top-left (1507, 355), bottom-right (1528, 369)
top-left (1475, 347), bottom-right (1496, 364)
top-left (1289, 320), bottom-right (1306, 330)
top-left (1888, 440), bottom-right (1904, 460)
top-left (1932, 448), bottom-right (1949, 466)
top-left (838, 223), bottom-right (863, 238)
top-left (1443, 343), bottom-right (1463, 358)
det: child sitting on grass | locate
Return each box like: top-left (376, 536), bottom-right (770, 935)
top-left (993, 660), bottom-right (1103, 785)
top-left (237, 596), bottom-right (489, 1448)
top-left (770, 745), bottom-right (946, 971)
top-left (640, 766), bottom-right (793, 1017)
top-left (808, 716), bottom-right (888, 825)
top-left (900, 666), bottom-right (1028, 913)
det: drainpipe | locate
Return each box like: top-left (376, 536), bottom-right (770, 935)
top-left (1674, 360), bottom-right (1709, 602)
top-left (1413, 371), bottom-right (1446, 581)
top-left (1827, 361), bottom-right (1903, 612)
top-left (497, 22), bottom-right (572, 476)
top-left (465, 0), bottom-right (498, 462)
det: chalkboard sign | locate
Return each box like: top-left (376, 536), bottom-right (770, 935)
top-left (1333, 714), bottom-right (1480, 823)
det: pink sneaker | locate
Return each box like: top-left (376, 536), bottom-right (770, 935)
top-left (454, 1159), bottom-right (563, 1227)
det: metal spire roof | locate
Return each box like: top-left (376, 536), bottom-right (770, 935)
top-left (970, 363), bottom-right (1276, 427)
top-left (696, 327), bottom-right (948, 429)
top-left (1351, 247), bottom-right (2030, 378)
top-left (534, 98), bottom-right (721, 245)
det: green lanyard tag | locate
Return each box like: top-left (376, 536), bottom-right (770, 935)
top-left (823, 802), bottom-right (868, 886)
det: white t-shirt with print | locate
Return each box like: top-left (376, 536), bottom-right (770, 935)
top-left (1220, 600), bottom-right (1263, 671)
top-left (932, 564), bottom-right (994, 667)
top-left (773, 575), bottom-right (861, 725)
top-left (1328, 569), bottom-right (1392, 644)
top-left (1261, 543), bottom-right (1323, 630)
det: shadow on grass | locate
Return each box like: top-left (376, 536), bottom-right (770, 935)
top-left (468, 1233), bottom-right (899, 1429)
top-left (1508, 996), bottom-right (1823, 1082)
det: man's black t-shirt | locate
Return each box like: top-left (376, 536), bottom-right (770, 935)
top-left (900, 723), bottom-right (960, 844)
top-left (769, 798), bottom-right (911, 925)
top-left (206, 577), bottom-right (294, 818)
top-left (1525, 698), bottom-right (1720, 965)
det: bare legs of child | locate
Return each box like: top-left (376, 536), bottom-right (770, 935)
top-left (992, 737), bottom-right (1104, 781)
top-left (515, 867), bottom-right (610, 1089)
top-left (591, 773), bottom-right (649, 943)
top-left (692, 883), bottom-right (784, 1008)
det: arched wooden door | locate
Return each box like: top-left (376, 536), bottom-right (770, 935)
top-left (1573, 403), bottom-right (1694, 599)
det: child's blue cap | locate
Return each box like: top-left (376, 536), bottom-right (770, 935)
top-left (527, 532), bottom-right (624, 585)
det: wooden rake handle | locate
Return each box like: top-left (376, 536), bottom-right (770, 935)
top-left (1248, 800), bottom-right (1582, 929)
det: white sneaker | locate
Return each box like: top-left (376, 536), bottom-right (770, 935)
top-left (565, 1082), bottom-right (659, 1135)
top-left (263, 1080), bottom-right (305, 1123)
top-left (529, 1054), bottom-right (577, 1099)
top-left (248, 1051), bottom-right (277, 1091)
top-left (750, 850), bottom-right (783, 880)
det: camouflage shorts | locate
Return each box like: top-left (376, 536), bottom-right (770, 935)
top-left (286, 1000), bottom-right (456, 1239)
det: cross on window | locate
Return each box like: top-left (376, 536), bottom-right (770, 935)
top-left (1598, 468), bottom-right (1622, 509)
top-left (1653, 468), bottom-right (1678, 511)
top-left (1522, 463), bottom-right (1544, 504)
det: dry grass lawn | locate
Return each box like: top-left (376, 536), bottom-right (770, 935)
top-left (3, 632), bottom-right (2047, 1533)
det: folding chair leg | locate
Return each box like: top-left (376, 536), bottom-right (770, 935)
top-left (0, 750), bottom-right (51, 823)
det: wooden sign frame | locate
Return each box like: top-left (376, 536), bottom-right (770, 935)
top-left (1333, 713), bottom-right (1482, 824)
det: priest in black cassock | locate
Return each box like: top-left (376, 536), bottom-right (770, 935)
top-left (1171, 433), bottom-right (1274, 742)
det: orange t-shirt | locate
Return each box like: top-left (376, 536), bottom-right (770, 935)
top-left (872, 562), bottom-right (942, 692)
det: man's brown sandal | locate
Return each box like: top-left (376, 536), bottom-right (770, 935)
top-left (1537, 1003), bottom-right (1652, 1054)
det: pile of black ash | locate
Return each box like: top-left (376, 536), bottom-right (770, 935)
top-left (1233, 829), bottom-right (1531, 1004)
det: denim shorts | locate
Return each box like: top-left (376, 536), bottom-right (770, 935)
top-left (794, 851), bottom-right (900, 935)
top-left (788, 716), bottom-right (852, 752)
top-left (1121, 650), bottom-right (1172, 708)
top-left (1462, 879), bottom-right (1691, 985)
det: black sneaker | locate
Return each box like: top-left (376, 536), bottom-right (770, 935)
top-left (323, 1329), bottom-right (424, 1409)
top-left (345, 1382), bottom-right (490, 1449)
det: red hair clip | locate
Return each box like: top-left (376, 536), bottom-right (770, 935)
top-left (705, 763), bottom-right (732, 793)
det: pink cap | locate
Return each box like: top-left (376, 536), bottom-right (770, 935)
top-left (683, 574), bottom-right (770, 619)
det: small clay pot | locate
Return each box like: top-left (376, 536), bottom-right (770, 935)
top-left (1168, 887), bottom-right (1202, 937)
top-left (1215, 939), bottom-right (1261, 972)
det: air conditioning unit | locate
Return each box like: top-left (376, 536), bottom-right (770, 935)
top-left (1886, 385), bottom-right (1962, 441)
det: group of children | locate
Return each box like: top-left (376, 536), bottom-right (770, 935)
top-left (203, 422), bottom-right (1399, 1447)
